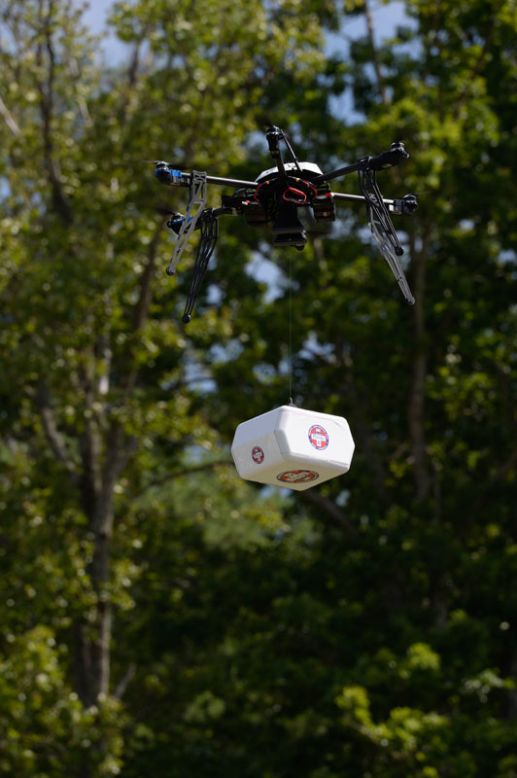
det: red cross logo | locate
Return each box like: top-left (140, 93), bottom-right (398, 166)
top-left (252, 446), bottom-right (265, 464)
top-left (277, 470), bottom-right (319, 484)
top-left (308, 425), bottom-right (329, 450)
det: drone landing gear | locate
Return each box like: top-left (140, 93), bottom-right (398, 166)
top-left (358, 167), bottom-right (415, 305)
top-left (166, 170), bottom-right (208, 277)
top-left (182, 209), bottom-right (219, 323)
top-left (165, 205), bottom-right (232, 323)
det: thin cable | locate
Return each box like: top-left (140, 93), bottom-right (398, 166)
top-left (288, 252), bottom-right (294, 405)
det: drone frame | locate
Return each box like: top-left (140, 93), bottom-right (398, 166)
top-left (155, 125), bottom-right (418, 322)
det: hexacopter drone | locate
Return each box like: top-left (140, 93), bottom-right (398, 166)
top-left (155, 125), bottom-right (418, 322)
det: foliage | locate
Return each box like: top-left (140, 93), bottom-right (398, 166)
top-left (1, 0), bottom-right (516, 776)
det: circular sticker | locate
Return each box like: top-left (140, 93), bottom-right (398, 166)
top-left (252, 446), bottom-right (265, 464)
top-left (308, 424), bottom-right (329, 450)
top-left (277, 470), bottom-right (319, 484)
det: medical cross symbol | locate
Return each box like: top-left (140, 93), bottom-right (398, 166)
top-left (252, 446), bottom-right (265, 464)
top-left (277, 470), bottom-right (319, 484)
top-left (308, 425), bottom-right (329, 450)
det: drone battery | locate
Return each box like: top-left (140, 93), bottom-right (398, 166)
top-left (231, 405), bottom-right (355, 491)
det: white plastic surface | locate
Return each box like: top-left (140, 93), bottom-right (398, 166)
top-left (231, 405), bottom-right (355, 491)
top-left (255, 161), bottom-right (323, 183)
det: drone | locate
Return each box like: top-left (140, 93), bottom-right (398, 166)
top-left (155, 125), bottom-right (418, 322)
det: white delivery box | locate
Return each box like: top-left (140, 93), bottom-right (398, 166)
top-left (231, 405), bottom-right (355, 491)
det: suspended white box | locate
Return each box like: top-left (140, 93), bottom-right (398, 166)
top-left (231, 405), bottom-right (355, 491)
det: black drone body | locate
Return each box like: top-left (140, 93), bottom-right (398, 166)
top-left (155, 126), bottom-right (418, 322)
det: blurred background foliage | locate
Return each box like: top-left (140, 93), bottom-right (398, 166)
top-left (0, 0), bottom-right (516, 775)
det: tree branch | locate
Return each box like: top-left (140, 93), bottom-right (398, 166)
top-left (119, 222), bottom-right (163, 399)
top-left (113, 663), bottom-right (136, 700)
top-left (75, 351), bottom-right (113, 515)
top-left (36, 0), bottom-right (73, 223)
top-left (0, 95), bottom-right (20, 135)
top-left (300, 489), bottom-right (358, 535)
top-left (132, 223), bottom-right (163, 332)
top-left (453, 20), bottom-right (496, 117)
top-left (36, 381), bottom-right (78, 483)
top-left (363, 0), bottom-right (388, 105)
top-left (85, 420), bottom-right (136, 704)
top-left (138, 458), bottom-right (234, 495)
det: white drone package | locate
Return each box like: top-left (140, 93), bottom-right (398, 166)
top-left (231, 405), bottom-right (355, 491)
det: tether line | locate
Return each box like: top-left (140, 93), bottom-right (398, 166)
top-left (288, 253), bottom-right (294, 405)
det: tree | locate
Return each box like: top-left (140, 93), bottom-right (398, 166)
top-left (181, 0), bottom-right (517, 775)
top-left (0, 0), bottom-right (339, 774)
top-left (1, 0), bottom-right (517, 775)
